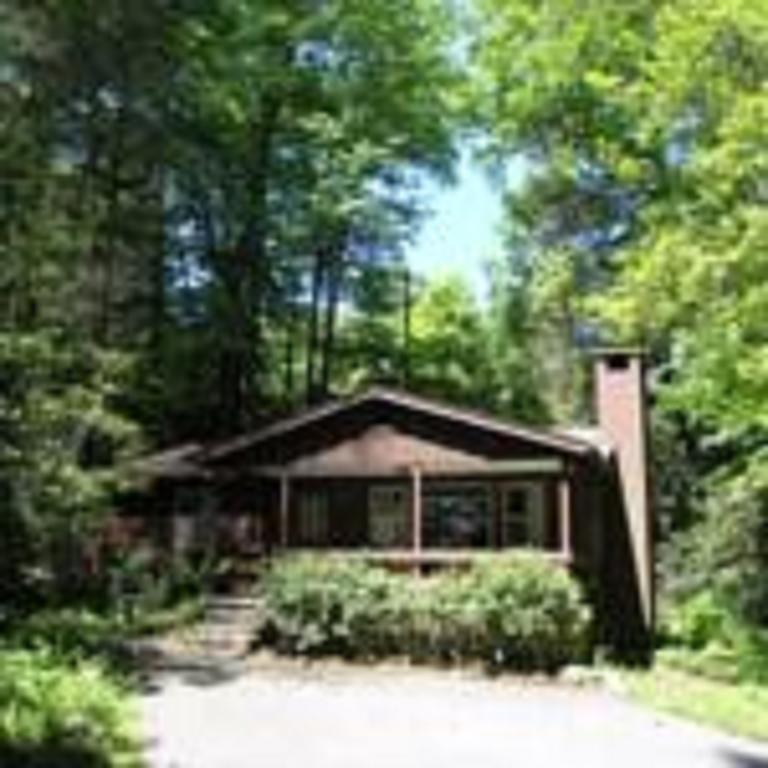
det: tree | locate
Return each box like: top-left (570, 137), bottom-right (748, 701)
top-left (471, 0), bottom-right (768, 621)
top-left (405, 274), bottom-right (495, 407)
top-left (154, 0), bottom-right (460, 425)
top-left (0, 332), bottom-right (139, 601)
top-left (0, 0), bottom-right (464, 599)
top-left (484, 258), bottom-right (551, 423)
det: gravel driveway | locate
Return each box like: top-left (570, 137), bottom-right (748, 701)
top-left (142, 661), bottom-right (768, 768)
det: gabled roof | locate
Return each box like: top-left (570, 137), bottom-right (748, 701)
top-left (127, 442), bottom-right (211, 481)
top-left (204, 387), bottom-right (599, 462)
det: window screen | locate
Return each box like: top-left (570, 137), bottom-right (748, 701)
top-left (423, 484), bottom-right (491, 548)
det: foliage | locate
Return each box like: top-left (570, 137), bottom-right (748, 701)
top-left (0, 331), bottom-right (140, 604)
top-left (662, 591), bottom-right (732, 652)
top-left (257, 556), bottom-right (398, 657)
top-left (5, 601), bottom-right (202, 664)
top-left (0, 647), bottom-right (140, 768)
top-left (5, 610), bottom-right (123, 662)
top-left (663, 459), bottom-right (768, 627)
top-left (335, 270), bottom-right (548, 420)
top-left (407, 275), bottom-right (498, 408)
top-left (257, 555), bottom-right (591, 671)
top-left (1, 0), bottom-right (462, 434)
top-left (622, 667), bottom-right (768, 743)
top-left (656, 589), bottom-right (768, 686)
top-left (471, 0), bottom-right (768, 632)
top-left (1, 0), bottom-right (464, 612)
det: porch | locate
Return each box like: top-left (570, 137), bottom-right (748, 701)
top-left (259, 457), bottom-right (575, 566)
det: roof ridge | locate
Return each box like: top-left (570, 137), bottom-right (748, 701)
top-left (205, 387), bottom-right (597, 461)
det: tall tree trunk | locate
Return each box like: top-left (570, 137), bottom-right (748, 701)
top-left (220, 94), bottom-right (281, 431)
top-left (97, 164), bottom-right (120, 345)
top-left (401, 266), bottom-right (412, 388)
top-left (305, 247), bottom-right (325, 404)
top-left (283, 320), bottom-right (295, 403)
top-left (318, 247), bottom-right (343, 398)
top-left (147, 171), bottom-right (167, 363)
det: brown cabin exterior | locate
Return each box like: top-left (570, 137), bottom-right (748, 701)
top-left (123, 350), bottom-right (653, 654)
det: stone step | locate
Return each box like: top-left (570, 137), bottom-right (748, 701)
top-left (207, 597), bottom-right (258, 608)
top-left (197, 615), bottom-right (250, 627)
top-left (188, 593), bottom-right (263, 660)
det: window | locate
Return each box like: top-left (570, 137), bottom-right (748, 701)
top-left (605, 353), bottom-right (630, 370)
top-left (171, 486), bottom-right (211, 553)
top-left (423, 483), bottom-right (491, 548)
top-left (173, 486), bottom-right (209, 515)
top-left (297, 489), bottom-right (329, 546)
top-left (173, 515), bottom-right (196, 554)
top-left (369, 484), bottom-right (410, 547)
top-left (501, 483), bottom-right (545, 548)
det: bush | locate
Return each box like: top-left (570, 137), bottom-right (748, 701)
top-left (6, 601), bottom-right (203, 668)
top-left (7, 610), bottom-right (121, 660)
top-left (0, 647), bottom-right (140, 767)
top-left (659, 590), bottom-right (768, 685)
top-left (661, 462), bottom-right (768, 628)
top-left (257, 554), bottom-right (591, 672)
top-left (258, 557), bottom-right (398, 657)
top-left (663, 591), bottom-right (732, 651)
top-left (455, 557), bottom-right (592, 670)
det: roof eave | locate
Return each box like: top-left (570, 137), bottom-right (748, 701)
top-left (205, 388), bottom-right (598, 463)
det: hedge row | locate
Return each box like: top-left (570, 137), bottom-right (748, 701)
top-left (256, 554), bottom-right (592, 671)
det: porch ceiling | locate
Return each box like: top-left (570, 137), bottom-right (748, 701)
top-left (250, 457), bottom-right (565, 479)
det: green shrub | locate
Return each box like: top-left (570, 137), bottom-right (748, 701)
top-left (257, 554), bottom-right (592, 671)
top-left (8, 609), bottom-right (120, 660)
top-left (659, 590), bottom-right (768, 685)
top-left (663, 591), bottom-right (732, 651)
top-left (7, 600), bottom-right (203, 667)
top-left (457, 556), bottom-right (592, 670)
top-left (0, 647), bottom-right (140, 767)
top-left (258, 557), bottom-right (398, 657)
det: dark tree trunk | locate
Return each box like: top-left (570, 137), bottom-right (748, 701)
top-left (402, 266), bottom-right (412, 387)
top-left (305, 247), bottom-right (325, 404)
top-left (219, 94), bottom-right (282, 431)
top-left (283, 306), bottom-right (296, 402)
top-left (318, 247), bottom-right (344, 398)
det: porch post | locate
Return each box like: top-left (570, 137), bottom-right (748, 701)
top-left (279, 472), bottom-right (290, 549)
top-left (558, 475), bottom-right (572, 561)
top-left (411, 465), bottom-right (422, 555)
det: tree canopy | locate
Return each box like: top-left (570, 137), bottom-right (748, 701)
top-left (3, 0), bottom-right (768, 626)
top-left (472, 0), bottom-right (768, 622)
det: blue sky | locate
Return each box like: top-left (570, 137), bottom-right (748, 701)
top-left (405, 153), bottom-right (504, 299)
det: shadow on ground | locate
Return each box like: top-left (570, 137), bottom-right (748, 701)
top-left (722, 749), bottom-right (768, 768)
top-left (0, 742), bottom-right (114, 768)
top-left (129, 638), bottom-right (250, 694)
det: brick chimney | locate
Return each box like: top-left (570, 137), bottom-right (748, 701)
top-left (594, 349), bottom-right (653, 632)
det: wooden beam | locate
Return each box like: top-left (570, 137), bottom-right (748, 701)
top-left (286, 548), bottom-right (571, 567)
top-left (411, 465), bottom-right (422, 554)
top-left (248, 457), bottom-right (565, 479)
top-left (558, 476), bottom-right (572, 560)
top-left (279, 473), bottom-right (290, 548)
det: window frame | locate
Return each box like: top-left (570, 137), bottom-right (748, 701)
top-left (500, 481), bottom-right (547, 549)
top-left (368, 482), bottom-right (412, 548)
top-left (296, 487), bottom-right (330, 546)
top-left (422, 480), bottom-right (493, 549)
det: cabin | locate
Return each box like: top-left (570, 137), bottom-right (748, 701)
top-left (122, 349), bottom-right (653, 652)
